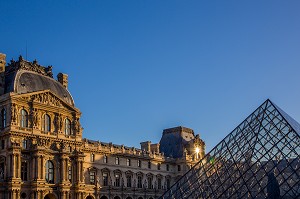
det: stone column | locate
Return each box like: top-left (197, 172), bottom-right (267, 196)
top-left (40, 155), bottom-right (44, 180)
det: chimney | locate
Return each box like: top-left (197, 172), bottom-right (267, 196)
top-left (140, 141), bottom-right (151, 152)
top-left (57, 73), bottom-right (68, 89)
top-left (0, 53), bottom-right (6, 95)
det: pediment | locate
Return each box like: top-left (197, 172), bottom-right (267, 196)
top-left (13, 90), bottom-right (79, 112)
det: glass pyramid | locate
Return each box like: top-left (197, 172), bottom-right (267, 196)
top-left (161, 99), bottom-right (300, 199)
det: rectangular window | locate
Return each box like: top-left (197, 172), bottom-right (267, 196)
top-left (126, 159), bottom-right (131, 166)
top-left (103, 173), bottom-right (108, 186)
top-left (178, 165), bottom-right (181, 171)
top-left (90, 154), bottom-right (95, 162)
top-left (22, 139), bottom-right (27, 149)
top-left (68, 166), bottom-right (72, 182)
top-left (148, 161), bottom-right (151, 169)
top-left (103, 155), bottom-right (107, 163)
top-left (147, 177), bottom-right (152, 189)
top-left (0, 162), bottom-right (4, 180)
top-left (90, 171), bottom-right (96, 184)
top-left (137, 160), bottom-right (141, 168)
top-left (126, 175), bottom-right (131, 187)
top-left (157, 163), bottom-right (161, 170)
top-left (158, 178), bottom-right (162, 189)
top-left (166, 164), bottom-right (169, 171)
top-left (1, 140), bottom-right (4, 149)
top-left (167, 179), bottom-right (171, 189)
top-left (115, 157), bottom-right (119, 165)
top-left (137, 176), bottom-right (142, 188)
top-left (21, 161), bottom-right (28, 181)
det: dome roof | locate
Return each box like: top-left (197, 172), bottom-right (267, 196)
top-left (4, 57), bottom-right (74, 106)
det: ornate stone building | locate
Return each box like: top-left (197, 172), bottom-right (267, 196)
top-left (0, 53), bottom-right (205, 199)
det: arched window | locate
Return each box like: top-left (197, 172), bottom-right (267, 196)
top-left (20, 109), bottom-right (28, 128)
top-left (43, 114), bottom-right (51, 132)
top-left (0, 108), bottom-right (6, 129)
top-left (65, 118), bottom-right (71, 135)
top-left (45, 160), bottom-right (54, 183)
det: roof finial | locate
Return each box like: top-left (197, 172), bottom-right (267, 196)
top-left (19, 55), bottom-right (23, 61)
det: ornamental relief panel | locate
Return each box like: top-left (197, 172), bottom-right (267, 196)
top-left (20, 92), bottom-right (64, 108)
top-left (10, 103), bottom-right (18, 125)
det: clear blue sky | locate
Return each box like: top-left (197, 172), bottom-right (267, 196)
top-left (1, 1), bottom-right (300, 151)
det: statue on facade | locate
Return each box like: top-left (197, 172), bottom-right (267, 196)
top-left (10, 104), bottom-right (17, 123)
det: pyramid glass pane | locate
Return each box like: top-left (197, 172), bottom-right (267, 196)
top-left (160, 100), bottom-right (300, 199)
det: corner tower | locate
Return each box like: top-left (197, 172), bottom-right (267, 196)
top-left (0, 53), bottom-right (83, 199)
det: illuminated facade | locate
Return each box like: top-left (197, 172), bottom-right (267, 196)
top-left (0, 53), bottom-right (205, 199)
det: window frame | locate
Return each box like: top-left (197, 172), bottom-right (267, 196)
top-left (43, 114), bottom-right (51, 132)
top-left (21, 161), bottom-right (28, 181)
top-left (115, 157), bottom-right (119, 165)
top-left (148, 161), bottom-right (151, 169)
top-left (65, 118), bottom-right (71, 135)
top-left (103, 172), bottom-right (108, 186)
top-left (20, 109), bottom-right (28, 128)
top-left (90, 153), bottom-right (95, 162)
top-left (126, 175), bottom-right (132, 187)
top-left (89, 170), bottom-right (96, 184)
top-left (45, 160), bottom-right (54, 184)
top-left (137, 175), bottom-right (143, 188)
top-left (0, 108), bottom-right (6, 129)
top-left (103, 155), bottom-right (107, 163)
top-left (126, 158), bottom-right (131, 166)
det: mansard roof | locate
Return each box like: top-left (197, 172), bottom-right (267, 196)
top-left (4, 56), bottom-right (74, 106)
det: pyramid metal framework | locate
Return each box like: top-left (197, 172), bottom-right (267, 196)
top-left (160, 100), bottom-right (300, 199)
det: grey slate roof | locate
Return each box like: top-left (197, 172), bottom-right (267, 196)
top-left (4, 58), bottom-right (74, 106)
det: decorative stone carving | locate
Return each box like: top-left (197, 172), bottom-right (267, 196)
top-left (6, 58), bottom-right (53, 78)
top-left (59, 115), bottom-right (63, 131)
top-left (36, 137), bottom-right (50, 148)
top-left (10, 104), bottom-right (17, 123)
top-left (73, 118), bottom-right (81, 133)
top-left (32, 109), bottom-right (39, 127)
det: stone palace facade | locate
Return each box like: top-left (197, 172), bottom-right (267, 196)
top-left (0, 53), bottom-right (205, 199)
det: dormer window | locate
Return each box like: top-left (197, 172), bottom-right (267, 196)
top-left (65, 118), bottom-right (71, 135)
top-left (20, 109), bottom-right (28, 128)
